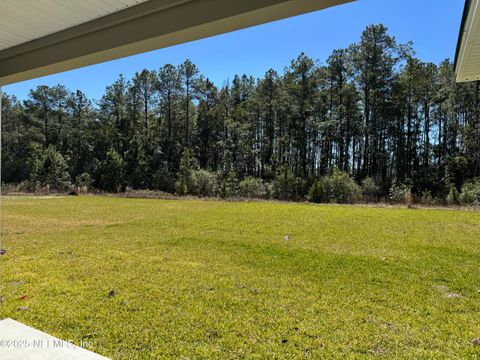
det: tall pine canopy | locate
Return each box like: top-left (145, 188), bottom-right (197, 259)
top-left (2, 25), bottom-right (479, 202)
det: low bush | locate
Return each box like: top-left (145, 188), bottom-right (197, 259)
top-left (264, 182), bottom-right (274, 199)
top-left (459, 178), bottom-right (480, 205)
top-left (175, 179), bottom-right (188, 196)
top-left (218, 171), bottom-right (239, 198)
top-left (389, 182), bottom-right (412, 205)
top-left (75, 173), bottom-right (92, 193)
top-left (152, 166), bottom-right (176, 193)
top-left (28, 145), bottom-right (71, 192)
top-left (362, 177), bottom-right (381, 202)
top-left (446, 186), bottom-right (460, 205)
top-left (308, 180), bottom-right (324, 203)
top-left (1, 183), bottom-right (21, 194)
top-left (308, 170), bottom-right (362, 204)
top-left (239, 177), bottom-right (265, 198)
top-left (175, 148), bottom-right (198, 195)
top-left (190, 170), bottom-right (217, 197)
top-left (273, 165), bottom-right (304, 201)
top-left (420, 190), bottom-right (434, 205)
top-left (100, 148), bottom-right (124, 193)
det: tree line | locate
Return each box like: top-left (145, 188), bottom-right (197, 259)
top-left (2, 24), bottom-right (480, 204)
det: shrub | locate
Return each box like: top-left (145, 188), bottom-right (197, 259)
top-left (124, 136), bottom-right (148, 189)
top-left (446, 186), bottom-right (460, 205)
top-left (1, 183), bottom-right (24, 194)
top-left (308, 170), bottom-right (362, 204)
top-left (389, 182), bottom-right (412, 205)
top-left (239, 177), bottom-right (265, 198)
top-left (404, 191), bottom-right (413, 207)
top-left (100, 148), bottom-right (124, 193)
top-left (445, 156), bottom-right (471, 190)
top-left (219, 181), bottom-right (228, 199)
top-left (175, 179), bottom-right (188, 196)
top-left (75, 173), bottom-right (92, 193)
top-left (175, 148), bottom-right (198, 195)
top-left (273, 165), bottom-right (300, 201)
top-left (218, 170), bottom-right (239, 198)
top-left (28, 145), bottom-right (71, 192)
top-left (264, 182), bottom-right (274, 199)
top-left (362, 177), bottom-right (381, 202)
top-left (308, 179), bottom-right (325, 203)
top-left (218, 148), bottom-right (239, 198)
top-left (420, 190), bottom-right (434, 205)
top-left (152, 165), bottom-right (176, 193)
top-left (459, 178), bottom-right (480, 205)
top-left (190, 170), bottom-right (217, 197)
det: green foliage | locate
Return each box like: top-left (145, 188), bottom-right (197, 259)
top-left (175, 148), bottom-right (198, 195)
top-left (175, 179), bottom-right (188, 196)
top-left (239, 177), bottom-right (265, 198)
top-left (446, 186), bottom-right (460, 205)
top-left (273, 165), bottom-right (301, 200)
top-left (124, 135), bottom-right (148, 189)
top-left (361, 177), bottom-right (381, 202)
top-left (459, 178), bottom-right (480, 205)
top-left (263, 182), bottom-right (274, 199)
top-left (308, 170), bottom-right (362, 204)
top-left (152, 165), bottom-right (176, 193)
top-left (389, 182), bottom-right (413, 204)
top-left (100, 149), bottom-right (124, 193)
top-left (219, 171), bottom-right (239, 199)
top-left (420, 190), bottom-right (434, 205)
top-left (28, 145), bottom-right (71, 191)
top-left (2, 24), bottom-right (479, 200)
top-left (75, 172), bottom-right (92, 192)
top-left (216, 147), bottom-right (240, 198)
top-left (307, 180), bottom-right (325, 203)
top-left (445, 156), bottom-right (471, 190)
top-left (190, 170), bottom-right (217, 197)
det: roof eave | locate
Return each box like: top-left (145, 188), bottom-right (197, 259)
top-left (0, 0), bottom-right (353, 86)
top-left (454, 0), bottom-right (472, 72)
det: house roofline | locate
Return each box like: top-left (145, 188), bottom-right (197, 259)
top-left (455, 0), bottom-right (472, 72)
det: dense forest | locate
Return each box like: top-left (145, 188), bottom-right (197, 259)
top-left (2, 25), bottom-right (480, 204)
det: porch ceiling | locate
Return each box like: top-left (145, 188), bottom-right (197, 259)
top-left (0, 0), bottom-right (353, 86)
top-left (455, 0), bottom-right (480, 82)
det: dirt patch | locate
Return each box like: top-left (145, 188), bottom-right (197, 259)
top-left (433, 285), bottom-right (464, 299)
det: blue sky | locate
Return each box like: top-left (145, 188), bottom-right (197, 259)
top-left (4, 0), bottom-right (464, 101)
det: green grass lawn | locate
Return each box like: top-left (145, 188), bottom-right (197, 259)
top-left (1, 196), bottom-right (480, 359)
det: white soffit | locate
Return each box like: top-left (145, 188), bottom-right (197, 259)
top-left (0, 0), bottom-right (354, 85)
top-left (456, 0), bottom-right (480, 82)
top-left (0, 0), bottom-right (149, 51)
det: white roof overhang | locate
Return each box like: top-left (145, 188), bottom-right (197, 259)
top-left (455, 0), bottom-right (480, 82)
top-left (0, 0), bottom-right (353, 86)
